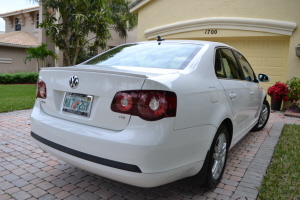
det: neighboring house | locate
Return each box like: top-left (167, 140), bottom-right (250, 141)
top-left (0, 6), bottom-right (40, 73)
top-left (0, 3), bottom-right (137, 72)
top-left (129, 0), bottom-right (300, 92)
top-left (0, 31), bottom-right (39, 73)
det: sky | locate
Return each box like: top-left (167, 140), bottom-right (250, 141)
top-left (0, 0), bottom-right (38, 31)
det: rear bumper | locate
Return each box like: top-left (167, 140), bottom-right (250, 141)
top-left (32, 134), bottom-right (202, 187)
top-left (30, 101), bottom-right (216, 187)
top-left (31, 131), bottom-right (141, 173)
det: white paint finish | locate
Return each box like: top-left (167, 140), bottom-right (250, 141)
top-left (209, 87), bottom-right (219, 103)
top-left (39, 69), bottom-right (145, 131)
top-left (170, 74), bottom-right (231, 130)
top-left (144, 17), bottom-right (297, 39)
top-left (31, 40), bottom-right (268, 187)
top-left (247, 81), bottom-right (261, 119)
top-left (32, 139), bottom-right (202, 187)
top-left (31, 100), bottom-right (214, 174)
top-left (205, 37), bottom-right (290, 95)
top-left (218, 79), bottom-right (260, 141)
top-left (47, 65), bottom-right (181, 78)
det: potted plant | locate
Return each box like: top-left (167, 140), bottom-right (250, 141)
top-left (267, 82), bottom-right (289, 110)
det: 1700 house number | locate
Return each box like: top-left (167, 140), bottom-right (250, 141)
top-left (205, 30), bottom-right (217, 34)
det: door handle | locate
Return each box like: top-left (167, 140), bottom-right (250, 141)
top-left (229, 93), bottom-right (236, 99)
top-left (250, 90), bottom-right (255, 95)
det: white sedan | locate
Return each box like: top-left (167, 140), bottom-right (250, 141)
top-left (31, 40), bottom-right (270, 188)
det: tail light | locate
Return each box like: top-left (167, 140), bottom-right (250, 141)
top-left (36, 79), bottom-right (47, 99)
top-left (111, 90), bottom-right (177, 121)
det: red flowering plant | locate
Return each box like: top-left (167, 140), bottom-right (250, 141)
top-left (267, 82), bottom-right (289, 102)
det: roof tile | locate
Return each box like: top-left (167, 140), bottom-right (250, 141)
top-left (0, 31), bottom-right (39, 47)
top-left (0, 6), bottom-right (39, 16)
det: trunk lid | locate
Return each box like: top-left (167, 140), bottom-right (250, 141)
top-left (39, 65), bottom-right (179, 131)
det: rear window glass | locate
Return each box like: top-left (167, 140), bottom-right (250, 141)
top-left (84, 43), bottom-right (202, 69)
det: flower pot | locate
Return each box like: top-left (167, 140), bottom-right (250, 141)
top-left (271, 96), bottom-right (282, 111)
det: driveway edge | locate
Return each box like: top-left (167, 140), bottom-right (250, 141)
top-left (230, 121), bottom-right (285, 200)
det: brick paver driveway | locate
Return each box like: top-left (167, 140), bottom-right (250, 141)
top-left (0, 110), bottom-right (299, 200)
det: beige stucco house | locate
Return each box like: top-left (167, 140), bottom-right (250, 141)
top-left (0, 31), bottom-right (40, 72)
top-left (0, 6), bottom-right (40, 73)
top-left (0, 3), bottom-right (137, 73)
top-left (129, 0), bottom-right (300, 92)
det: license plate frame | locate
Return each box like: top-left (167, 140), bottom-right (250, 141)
top-left (62, 92), bottom-right (93, 117)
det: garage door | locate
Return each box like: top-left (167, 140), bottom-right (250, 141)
top-left (200, 36), bottom-right (290, 94)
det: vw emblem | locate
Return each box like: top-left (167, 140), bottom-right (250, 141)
top-left (69, 76), bottom-right (79, 89)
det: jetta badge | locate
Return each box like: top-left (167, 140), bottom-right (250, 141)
top-left (69, 75), bottom-right (79, 89)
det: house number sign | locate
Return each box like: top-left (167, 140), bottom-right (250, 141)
top-left (205, 30), bottom-right (218, 34)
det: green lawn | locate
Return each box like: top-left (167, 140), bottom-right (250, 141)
top-left (258, 124), bottom-right (300, 199)
top-left (0, 85), bottom-right (36, 113)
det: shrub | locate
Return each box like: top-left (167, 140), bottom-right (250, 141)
top-left (286, 77), bottom-right (300, 103)
top-left (0, 72), bottom-right (38, 84)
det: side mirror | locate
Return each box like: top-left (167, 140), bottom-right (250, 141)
top-left (257, 73), bottom-right (270, 82)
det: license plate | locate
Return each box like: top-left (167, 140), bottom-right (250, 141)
top-left (62, 92), bottom-right (93, 117)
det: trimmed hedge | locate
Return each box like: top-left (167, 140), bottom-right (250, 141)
top-left (0, 72), bottom-right (38, 84)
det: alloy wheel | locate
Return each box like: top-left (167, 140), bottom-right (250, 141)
top-left (212, 132), bottom-right (227, 180)
top-left (258, 104), bottom-right (268, 128)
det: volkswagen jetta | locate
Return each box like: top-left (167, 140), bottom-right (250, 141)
top-left (31, 40), bottom-right (270, 188)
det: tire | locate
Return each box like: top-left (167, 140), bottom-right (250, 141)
top-left (251, 100), bottom-right (270, 132)
top-left (203, 124), bottom-right (229, 189)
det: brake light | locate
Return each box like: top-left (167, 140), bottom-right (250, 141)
top-left (111, 90), bottom-right (177, 121)
top-left (138, 92), bottom-right (167, 119)
top-left (36, 79), bottom-right (47, 99)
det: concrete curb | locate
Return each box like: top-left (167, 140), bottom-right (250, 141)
top-left (230, 122), bottom-right (285, 200)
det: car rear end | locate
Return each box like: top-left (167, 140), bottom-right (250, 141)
top-left (30, 41), bottom-right (214, 187)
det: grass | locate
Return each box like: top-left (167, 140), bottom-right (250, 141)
top-left (0, 85), bottom-right (36, 113)
top-left (258, 124), bottom-right (300, 199)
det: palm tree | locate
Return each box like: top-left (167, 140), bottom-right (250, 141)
top-left (35, 0), bottom-right (137, 66)
top-left (24, 43), bottom-right (58, 71)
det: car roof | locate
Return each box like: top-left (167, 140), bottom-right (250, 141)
top-left (135, 40), bottom-right (232, 48)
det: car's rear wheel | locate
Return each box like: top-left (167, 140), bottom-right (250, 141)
top-left (204, 124), bottom-right (229, 189)
top-left (251, 100), bottom-right (270, 132)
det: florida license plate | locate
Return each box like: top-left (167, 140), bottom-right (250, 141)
top-left (62, 92), bottom-right (93, 117)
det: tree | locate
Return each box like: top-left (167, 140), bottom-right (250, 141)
top-left (39, 0), bottom-right (137, 66)
top-left (24, 43), bottom-right (58, 71)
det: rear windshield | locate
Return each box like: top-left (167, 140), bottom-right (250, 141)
top-left (84, 43), bottom-right (202, 69)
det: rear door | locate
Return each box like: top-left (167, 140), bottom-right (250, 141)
top-left (233, 50), bottom-right (261, 124)
top-left (215, 48), bottom-right (254, 141)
